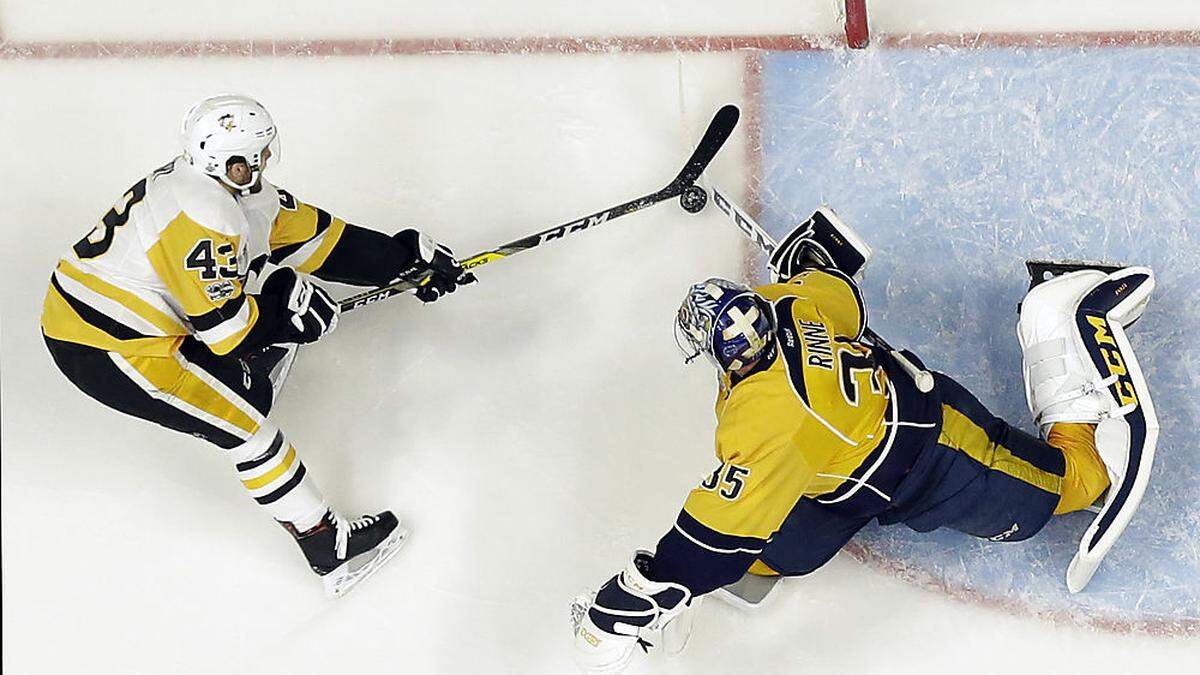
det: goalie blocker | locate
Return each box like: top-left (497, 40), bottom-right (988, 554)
top-left (1017, 263), bottom-right (1159, 592)
top-left (767, 207), bottom-right (873, 282)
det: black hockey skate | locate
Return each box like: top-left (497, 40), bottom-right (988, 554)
top-left (284, 509), bottom-right (408, 597)
top-left (1025, 259), bottom-right (1125, 290)
top-left (1020, 260), bottom-right (1130, 320)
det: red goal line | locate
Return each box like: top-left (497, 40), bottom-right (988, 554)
top-left (1, 25), bottom-right (1198, 60)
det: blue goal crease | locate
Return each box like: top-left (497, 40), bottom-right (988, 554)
top-left (756, 46), bottom-right (1200, 623)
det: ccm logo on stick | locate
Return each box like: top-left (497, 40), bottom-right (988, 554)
top-left (540, 212), bottom-right (611, 243)
top-left (712, 188), bottom-right (774, 253)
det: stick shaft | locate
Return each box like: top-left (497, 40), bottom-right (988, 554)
top-left (338, 105), bottom-right (740, 313)
top-left (337, 189), bottom-right (669, 312)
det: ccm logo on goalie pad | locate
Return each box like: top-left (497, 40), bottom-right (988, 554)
top-left (1084, 315), bottom-right (1138, 408)
top-left (1073, 270), bottom-right (1156, 556)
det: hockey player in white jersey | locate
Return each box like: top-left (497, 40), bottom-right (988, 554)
top-left (41, 94), bottom-right (475, 596)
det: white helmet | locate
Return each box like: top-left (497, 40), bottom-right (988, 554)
top-left (180, 94), bottom-right (279, 193)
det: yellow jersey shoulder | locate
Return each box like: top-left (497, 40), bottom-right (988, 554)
top-left (156, 158), bottom-right (252, 239)
top-left (756, 268), bottom-right (866, 341)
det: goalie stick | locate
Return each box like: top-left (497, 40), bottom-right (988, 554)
top-left (704, 183), bottom-right (935, 392)
top-left (337, 104), bottom-right (741, 312)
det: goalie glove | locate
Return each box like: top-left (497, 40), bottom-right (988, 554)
top-left (570, 551), bottom-right (695, 674)
top-left (768, 207), bottom-right (872, 283)
top-left (392, 229), bottom-right (477, 303)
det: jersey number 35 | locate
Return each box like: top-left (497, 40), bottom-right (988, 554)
top-left (700, 462), bottom-right (750, 500)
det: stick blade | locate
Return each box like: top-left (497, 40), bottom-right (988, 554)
top-left (668, 104), bottom-right (740, 192)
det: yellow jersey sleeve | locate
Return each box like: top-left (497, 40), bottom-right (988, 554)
top-left (760, 268), bottom-right (866, 341)
top-left (147, 212), bottom-right (259, 355)
top-left (269, 188), bottom-right (348, 273)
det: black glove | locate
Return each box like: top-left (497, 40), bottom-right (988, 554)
top-left (259, 266), bottom-right (340, 344)
top-left (392, 229), bottom-right (477, 303)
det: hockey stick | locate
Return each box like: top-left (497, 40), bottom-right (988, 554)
top-left (705, 183), bottom-right (935, 392)
top-left (338, 104), bottom-right (741, 312)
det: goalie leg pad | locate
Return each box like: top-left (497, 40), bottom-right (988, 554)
top-left (1017, 267), bottom-right (1155, 428)
top-left (1016, 266), bottom-right (1159, 592)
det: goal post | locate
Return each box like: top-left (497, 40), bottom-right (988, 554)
top-left (843, 0), bottom-right (870, 48)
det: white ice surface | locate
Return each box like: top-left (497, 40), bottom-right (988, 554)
top-left (3, 10), bottom-right (1200, 675)
top-left (0, 0), bottom-right (841, 42)
top-left (868, 0), bottom-right (1200, 34)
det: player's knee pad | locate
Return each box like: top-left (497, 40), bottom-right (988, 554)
top-left (241, 344), bottom-right (299, 403)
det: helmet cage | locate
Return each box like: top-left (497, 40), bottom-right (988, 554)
top-left (675, 278), bottom-right (776, 373)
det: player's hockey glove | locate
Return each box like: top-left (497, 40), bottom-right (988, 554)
top-left (571, 551), bottom-right (695, 674)
top-left (768, 207), bottom-right (872, 283)
top-left (392, 229), bottom-right (476, 303)
top-left (259, 266), bottom-right (339, 344)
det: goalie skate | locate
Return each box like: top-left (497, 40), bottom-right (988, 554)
top-left (712, 572), bottom-right (782, 610)
top-left (1017, 263), bottom-right (1158, 592)
top-left (1026, 259), bottom-right (1126, 289)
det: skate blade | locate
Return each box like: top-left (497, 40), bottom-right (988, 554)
top-left (324, 524), bottom-right (410, 598)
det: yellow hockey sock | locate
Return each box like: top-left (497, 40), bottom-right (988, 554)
top-left (1048, 422), bottom-right (1110, 515)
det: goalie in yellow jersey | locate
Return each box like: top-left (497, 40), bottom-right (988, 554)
top-left (571, 209), bottom-right (1158, 672)
top-left (40, 94), bottom-right (475, 597)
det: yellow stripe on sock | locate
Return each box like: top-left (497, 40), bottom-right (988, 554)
top-left (938, 406), bottom-right (1063, 495)
top-left (241, 446), bottom-right (297, 490)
